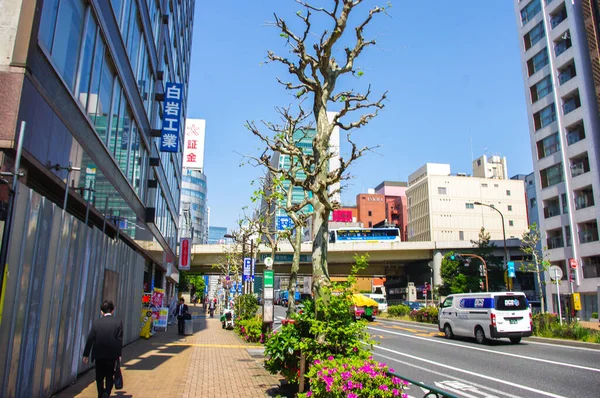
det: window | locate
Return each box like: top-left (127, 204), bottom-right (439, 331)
top-left (506, 190), bottom-right (511, 196)
top-left (521, 0), bottom-right (541, 25)
top-left (540, 163), bottom-right (563, 188)
top-left (566, 122), bottom-right (585, 145)
top-left (527, 48), bottom-right (549, 76)
top-left (544, 197), bottom-right (560, 218)
top-left (574, 186), bottom-right (595, 210)
top-left (565, 225), bottom-right (572, 247)
top-left (39, 0), bottom-right (87, 91)
top-left (582, 256), bottom-right (600, 279)
top-left (530, 198), bottom-right (537, 208)
top-left (561, 193), bottom-right (568, 214)
top-left (550, 5), bottom-right (567, 29)
top-left (508, 205), bottom-right (513, 211)
top-left (368, 210), bottom-right (372, 217)
top-left (494, 184), bottom-right (499, 188)
top-left (465, 203), bottom-right (474, 209)
top-left (481, 183), bottom-right (488, 188)
top-left (459, 231), bottom-right (464, 241)
top-left (578, 220), bottom-right (599, 244)
top-left (554, 31), bottom-right (572, 57)
top-left (438, 187), bottom-right (447, 195)
top-left (534, 103), bottom-right (557, 130)
top-left (536, 132), bottom-right (560, 159)
top-left (562, 91), bottom-right (581, 115)
top-left (530, 75), bottom-right (553, 103)
top-left (558, 62), bottom-right (576, 85)
top-left (546, 228), bottom-right (564, 249)
top-left (524, 21), bottom-right (545, 50)
top-left (368, 221), bottom-right (373, 228)
top-left (509, 220), bottom-right (514, 227)
top-left (570, 152), bottom-right (590, 178)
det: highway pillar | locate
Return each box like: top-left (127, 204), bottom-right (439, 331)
top-left (433, 252), bottom-right (443, 287)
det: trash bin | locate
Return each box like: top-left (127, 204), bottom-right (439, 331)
top-left (184, 319), bottom-right (193, 335)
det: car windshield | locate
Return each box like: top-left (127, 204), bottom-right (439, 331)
top-left (374, 298), bottom-right (386, 304)
top-left (494, 295), bottom-right (528, 311)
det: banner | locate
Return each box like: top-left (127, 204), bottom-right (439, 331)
top-left (160, 82), bottom-right (183, 152)
top-left (183, 119), bottom-right (205, 170)
top-left (179, 238), bottom-right (191, 270)
top-left (154, 308), bottom-right (169, 329)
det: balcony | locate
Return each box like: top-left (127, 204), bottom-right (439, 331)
top-left (566, 125), bottom-right (585, 145)
top-left (563, 94), bottom-right (581, 115)
top-left (558, 63), bottom-right (576, 85)
top-left (582, 256), bottom-right (600, 279)
top-left (570, 153), bottom-right (590, 178)
top-left (547, 235), bottom-right (565, 249)
top-left (543, 198), bottom-right (561, 218)
top-left (574, 187), bottom-right (595, 210)
top-left (550, 7), bottom-right (567, 29)
top-left (554, 35), bottom-right (572, 57)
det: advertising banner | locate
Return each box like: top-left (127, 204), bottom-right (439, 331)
top-left (160, 82), bottom-right (183, 152)
top-left (154, 308), bottom-right (169, 329)
top-left (183, 119), bottom-right (206, 170)
top-left (179, 238), bottom-right (191, 270)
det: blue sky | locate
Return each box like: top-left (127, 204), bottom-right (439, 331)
top-left (187, 1), bottom-right (532, 231)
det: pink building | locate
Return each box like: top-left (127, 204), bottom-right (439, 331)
top-left (374, 181), bottom-right (408, 241)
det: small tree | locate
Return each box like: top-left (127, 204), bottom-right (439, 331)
top-left (471, 227), bottom-right (504, 290)
top-left (440, 252), bottom-right (482, 295)
top-left (521, 223), bottom-right (550, 313)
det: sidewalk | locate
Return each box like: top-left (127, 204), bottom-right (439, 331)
top-left (53, 306), bottom-right (282, 397)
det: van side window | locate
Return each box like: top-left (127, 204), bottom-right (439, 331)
top-left (442, 298), bottom-right (453, 308)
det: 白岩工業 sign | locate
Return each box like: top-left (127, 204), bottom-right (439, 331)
top-left (160, 82), bottom-right (183, 152)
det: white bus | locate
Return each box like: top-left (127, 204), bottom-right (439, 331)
top-left (329, 228), bottom-right (401, 243)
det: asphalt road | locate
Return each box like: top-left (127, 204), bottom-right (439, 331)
top-left (367, 318), bottom-right (600, 398)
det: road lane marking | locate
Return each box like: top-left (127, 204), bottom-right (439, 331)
top-left (368, 326), bottom-right (600, 373)
top-left (373, 352), bottom-right (524, 398)
top-left (373, 346), bottom-right (567, 398)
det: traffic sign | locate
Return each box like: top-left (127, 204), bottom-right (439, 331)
top-left (549, 265), bottom-right (563, 281)
top-left (568, 258), bottom-right (578, 269)
top-left (243, 258), bottom-right (251, 276)
top-left (264, 257), bottom-right (274, 268)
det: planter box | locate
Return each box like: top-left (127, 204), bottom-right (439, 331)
top-left (590, 318), bottom-right (599, 323)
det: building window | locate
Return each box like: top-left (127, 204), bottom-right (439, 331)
top-left (494, 184), bottom-right (499, 188)
top-left (530, 198), bottom-right (537, 208)
top-left (546, 228), bottom-right (564, 249)
top-left (527, 48), bottom-right (549, 76)
top-left (554, 31), bottom-right (572, 57)
top-left (566, 122), bottom-right (585, 145)
top-left (524, 21), bottom-right (545, 50)
top-left (562, 90), bottom-right (581, 115)
top-left (509, 220), bottom-right (514, 227)
top-left (540, 163), bottom-right (563, 188)
top-left (459, 231), bottom-right (464, 241)
top-left (520, 0), bottom-right (541, 25)
top-left (561, 193), bottom-right (568, 214)
top-left (550, 4), bottom-right (568, 29)
top-left (530, 75), bottom-right (553, 103)
top-left (368, 221), bottom-right (372, 228)
top-left (438, 187), bottom-right (447, 195)
top-left (570, 152), bottom-right (590, 178)
top-left (465, 203), bottom-right (474, 209)
top-left (574, 186), bottom-right (594, 210)
top-left (543, 197), bottom-right (560, 219)
top-left (506, 190), bottom-right (511, 196)
top-left (481, 183), bottom-right (488, 188)
top-left (368, 210), bottom-right (372, 217)
top-left (565, 225), bottom-right (572, 247)
top-left (533, 103), bottom-right (557, 130)
top-left (578, 220), bottom-right (599, 244)
top-left (582, 256), bottom-right (600, 279)
top-left (508, 205), bottom-right (513, 211)
top-left (536, 132), bottom-right (560, 159)
top-left (558, 62), bottom-right (576, 85)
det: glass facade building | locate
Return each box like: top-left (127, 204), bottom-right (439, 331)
top-left (514, 0), bottom-right (600, 317)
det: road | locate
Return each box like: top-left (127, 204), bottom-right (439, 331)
top-left (271, 306), bottom-right (600, 397)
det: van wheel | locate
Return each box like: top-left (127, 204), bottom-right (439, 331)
top-left (509, 337), bottom-right (521, 344)
top-left (475, 327), bottom-right (487, 344)
top-left (443, 324), bottom-right (454, 339)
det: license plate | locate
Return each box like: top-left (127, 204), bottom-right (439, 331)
top-left (509, 319), bottom-right (518, 325)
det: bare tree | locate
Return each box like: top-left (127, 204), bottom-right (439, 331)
top-left (247, 0), bottom-right (389, 307)
top-left (521, 223), bottom-right (550, 313)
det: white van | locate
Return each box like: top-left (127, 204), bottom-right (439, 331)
top-left (438, 292), bottom-right (532, 344)
top-left (364, 293), bottom-right (388, 313)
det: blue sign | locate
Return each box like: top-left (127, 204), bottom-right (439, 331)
top-left (204, 275), bottom-right (209, 294)
top-left (507, 261), bottom-right (516, 278)
top-left (459, 298), bottom-right (494, 309)
top-left (277, 216), bottom-right (293, 231)
top-left (243, 258), bottom-right (251, 276)
top-left (159, 82), bottom-right (183, 152)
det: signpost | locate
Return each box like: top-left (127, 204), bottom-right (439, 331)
top-left (549, 265), bottom-right (563, 325)
top-left (263, 257), bottom-right (274, 327)
top-left (507, 261), bottom-right (516, 278)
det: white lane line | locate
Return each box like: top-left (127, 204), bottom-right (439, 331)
top-left (368, 326), bottom-right (600, 373)
top-left (373, 352), bottom-right (524, 398)
top-left (373, 345), bottom-right (567, 398)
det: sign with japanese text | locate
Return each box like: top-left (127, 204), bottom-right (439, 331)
top-left (160, 82), bottom-right (183, 152)
top-left (183, 118), bottom-right (205, 170)
top-left (179, 238), bottom-right (191, 270)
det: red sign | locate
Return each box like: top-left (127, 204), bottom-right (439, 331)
top-left (179, 238), bottom-right (191, 270)
top-left (569, 258), bottom-right (578, 269)
top-left (332, 210), bottom-right (352, 222)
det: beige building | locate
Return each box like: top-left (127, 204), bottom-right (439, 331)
top-left (407, 163), bottom-right (529, 243)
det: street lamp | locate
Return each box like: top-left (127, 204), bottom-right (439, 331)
top-left (474, 201), bottom-right (509, 290)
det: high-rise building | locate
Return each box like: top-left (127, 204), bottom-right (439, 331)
top-left (180, 119), bottom-right (208, 243)
top-left (208, 226), bottom-right (229, 244)
top-left (0, 0), bottom-right (195, 395)
top-left (406, 162), bottom-right (528, 243)
top-left (514, 0), bottom-right (600, 316)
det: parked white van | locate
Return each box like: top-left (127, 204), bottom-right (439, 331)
top-left (438, 292), bottom-right (532, 344)
top-left (364, 294), bottom-right (387, 313)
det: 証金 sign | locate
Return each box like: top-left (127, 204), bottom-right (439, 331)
top-left (160, 82), bottom-right (183, 152)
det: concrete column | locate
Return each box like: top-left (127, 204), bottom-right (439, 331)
top-left (433, 252), bottom-right (443, 286)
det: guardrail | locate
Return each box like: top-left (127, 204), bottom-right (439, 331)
top-left (386, 372), bottom-right (459, 398)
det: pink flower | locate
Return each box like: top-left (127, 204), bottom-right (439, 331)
top-left (379, 385), bottom-right (389, 391)
top-left (314, 359), bottom-right (321, 365)
top-left (348, 394), bottom-right (358, 398)
top-left (306, 392), bottom-right (312, 397)
top-left (393, 389), bottom-right (400, 396)
top-left (327, 355), bottom-right (334, 360)
top-left (389, 367), bottom-right (395, 373)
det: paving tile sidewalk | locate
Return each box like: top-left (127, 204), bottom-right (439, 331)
top-left (53, 306), bottom-right (282, 397)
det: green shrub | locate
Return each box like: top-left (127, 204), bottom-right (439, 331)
top-left (409, 306), bottom-right (438, 324)
top-left (592, 312), bottom-right (598, 319)
top-left (298, 356), bottom-right (408, 398)
top-left (532, 313), bottom-right (558, 334)
top-left (235, 316), bottom-right (263, 343)
top-left (387, 305), bottom-right (410, 317)
top-left (234, 294), bottom-right (259, 321)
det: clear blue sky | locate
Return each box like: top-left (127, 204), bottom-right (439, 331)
top-left (186, 1), bottom-right (532, 231)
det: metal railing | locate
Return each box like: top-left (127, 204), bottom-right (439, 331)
top-left (387, 371), bottom-right (459, 398)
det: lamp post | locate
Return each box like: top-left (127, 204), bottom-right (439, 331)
top-left (474, 201), bottom-right (509, 290)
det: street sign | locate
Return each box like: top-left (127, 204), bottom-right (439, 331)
top-left (572, 292), bottom-right (582, 310)
top-left (243, 258), bottom-right (251, 276)
top-left (264, 257), bottom-right (274, 268)
top-left (179, 238), bottom-right (191, 270)
top-left (277, 216), bottom-right (293, 231)
top-left (507, 261), bottom-right (516, 278)
top-left (264, 270), bottom-right (274, 288)
top-left (568, 258), bottom-right (578, 269)
top-left (549, 265), bottom-right (563, 281)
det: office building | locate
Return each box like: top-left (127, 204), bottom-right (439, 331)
top-left (356, 191), bottom-right (386, 228)
top-left (374, 181), bottom-right (409, 241)
top-left (0, 0), bottom-right (196, 395)
top-left (180, 118), bottom-right (208, 243)
top-left (208, 226), bottom-right (229, 244)
top-left (406, 162), bottom-right (528, 243)
top-left (514, 0), bottom-right (600, 317)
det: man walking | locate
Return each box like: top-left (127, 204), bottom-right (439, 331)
top-left (176, 297), bottom-right (189, 336)
top-left (83, 300), bottom-right (123, 398)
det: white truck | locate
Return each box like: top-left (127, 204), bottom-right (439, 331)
top-left (438, 292), bottom-right (532, 344)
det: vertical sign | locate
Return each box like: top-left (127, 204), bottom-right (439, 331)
top-left (160, 82), bottom-right (183, 152)
top-left (243, 258), bottom-right (251, 282)
top-left (179, 238), bottom-right (191, 270)
top-left (183, 119), bottom-right (206, 170)
top-left (263, 269), bottom-right (274, 324)
top-left (507, 261), bottom-right (516, 278)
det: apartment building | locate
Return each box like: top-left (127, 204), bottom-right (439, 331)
top-left (514, 0), bottom-right (600, 317)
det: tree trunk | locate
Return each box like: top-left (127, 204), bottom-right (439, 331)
top-left (534, 253), bottom-right (545, 314)
top-left (286, 228), bottom-right (302, 318)
top-left (311, 200), bottom-right (330, 310)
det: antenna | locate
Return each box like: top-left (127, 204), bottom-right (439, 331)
top-left (470, 136), bottom-right (474, 163)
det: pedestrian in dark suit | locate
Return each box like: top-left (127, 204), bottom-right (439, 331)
top-left (176, 297), bottom-right (189, 336)
top-left (83, 300), bottom-right (123, 398)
